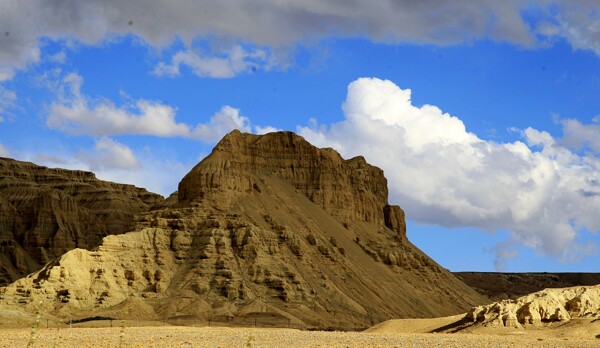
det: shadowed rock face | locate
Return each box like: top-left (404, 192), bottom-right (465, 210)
top-left (0, 158), bottom-right (163, 285)
top-left (0, 131), bottom-right (488, 327)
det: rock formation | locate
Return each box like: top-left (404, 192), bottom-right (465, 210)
top-left (455, 272), bottom-right (600, 301)
top-left (178, 131), bottom-right (400, 235)
top-left (0, 158), bottom-right (163, 285)
top-left (465, 285), bottom-right (600, 328)
top-left (0, 131), bottom-right (488, 327)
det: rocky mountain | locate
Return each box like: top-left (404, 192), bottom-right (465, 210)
top-left (0, 131), bottom-right (488, 327)
top-left (0, 158), bottom-right (163, 286)
top-left (455, 272), bottom-right (600, 301)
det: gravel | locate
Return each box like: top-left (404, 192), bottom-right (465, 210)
top-left (1, 326), bottom-right (598, 348)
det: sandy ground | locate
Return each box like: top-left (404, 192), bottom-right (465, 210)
top-left (1, 326), bottom-right (599, 348)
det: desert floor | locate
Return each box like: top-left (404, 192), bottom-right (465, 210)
top-left (1, 325), bottom-right (599, 348)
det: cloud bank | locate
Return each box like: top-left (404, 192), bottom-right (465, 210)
top-left (2, 1), bottom-right (600, 79)
top-left (299, 78), bottom-right (600, 269)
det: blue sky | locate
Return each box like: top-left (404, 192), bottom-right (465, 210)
top-left (1, 1), bottom-right (600, 272)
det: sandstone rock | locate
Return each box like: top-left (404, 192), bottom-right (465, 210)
top-left (179, 131), bottom-right (394, 233)
top-left (466, 285), bottom-right (600, 328)
top-left (0, 157), bottom-right (163, 285)
top-left (384, 204), bottom-right (406, 239)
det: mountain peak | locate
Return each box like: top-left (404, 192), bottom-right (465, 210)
top-left (178, 130), bottom-right (403, 236)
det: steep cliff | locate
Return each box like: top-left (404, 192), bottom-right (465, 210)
top-left (0, 158), bottom-right (163, 285)
top-left (0, 131), bottom-right (487, 327)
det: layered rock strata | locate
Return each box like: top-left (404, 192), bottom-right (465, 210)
top-left (0, 158), bottom-right (163, 285)
top-left (0, 131), bottom-right (488, 327)
top-left (179, 131), bottom-right (406, 238)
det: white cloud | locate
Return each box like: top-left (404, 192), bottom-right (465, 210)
top-left (191, 105), bottom-right (252, 142)
top-left (298, 77), bottom-right (600, 267)
top-left (46, 72), bottom-right (273, 142)
top-left (255, 125), bottom-right (281, 134)
top-left (546, 2), bottom-right (600, 56)
top-left (0, 143), bottom-right (10, 157)
top-left (47, 73), bottom-right (190, 137)
top-left (0, 85), bottom-right (17, 117)
top-left (48, 50), bottom-right (67, 64)
top-left (559, 118), bottom-right (600, 153)
top-left (76, 137), bottom-right (140, 171)
top-left (30, 141), bottom-right (193, 197)
top-left (154, 45), bottom-right (273, 78)
top-left (0, 68), bottom-right (15, 82)
top-left (3, 1), bottom-right (600, 79)
top-left (93, 159), bottom-right (192, 197)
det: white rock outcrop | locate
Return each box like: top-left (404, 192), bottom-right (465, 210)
top-left (466, 285), bottom-right (600, 328)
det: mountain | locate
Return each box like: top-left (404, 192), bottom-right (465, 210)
top-left (0, 130), bottom-right (488, 327)
top-left (0, 157), bottom-right (163, 285)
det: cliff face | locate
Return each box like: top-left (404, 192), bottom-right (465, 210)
top-left (0, 131), bottom-right (488, 327)
top-left (0, 158), bottom-right (163, 285)
top-left (179, 130), bottom-right (405, 237)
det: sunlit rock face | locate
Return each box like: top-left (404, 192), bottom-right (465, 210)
top-left (466, 286), bottom-right (600, 328)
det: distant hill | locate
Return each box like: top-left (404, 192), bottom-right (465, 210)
top-left (454, 272), bottom-right (600, 301)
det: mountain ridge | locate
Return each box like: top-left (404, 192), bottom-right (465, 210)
top-left (0, 157), bottom-right (163, 285)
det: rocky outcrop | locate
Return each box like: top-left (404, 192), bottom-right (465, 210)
top-left (0, 158), bottom-right (163, 285)
top-left (455, 272), bottom-right (600, 301)
top-left (0, 131), bottom-right (488, 327)
top-left (179, 130), bottom-right (403, 235)
top-left (465, 285), bottom-right (600, 328)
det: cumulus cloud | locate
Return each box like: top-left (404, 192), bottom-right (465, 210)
top-left (47, 72), bottom-right (272, 142)
top-left (76, 137), bottom-right (140, 171)
top-left (154, 45), bottom-right (273, 78)
top-left (47, 73), bottom-right (190, 137)
top-left (298, 77), bottom-right (600, 267)
top-left (559, 117), bottom-right (600, 153)
top-left (191, 106), bottom-right (251, 142)
top-left (2, 1), bottom-right (600, 78)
